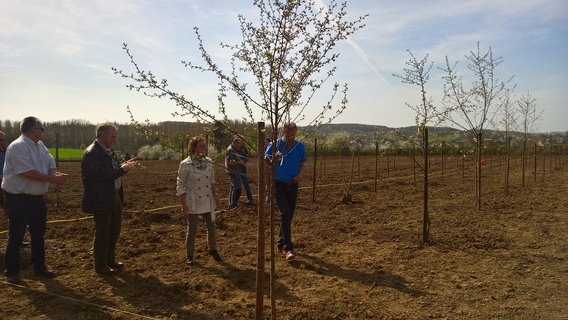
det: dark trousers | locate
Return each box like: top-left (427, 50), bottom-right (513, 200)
top-left (228, 173), bottom-right (242, 207)
top-left (93, 192), bottom-right (122, 269)
top-left (274, 180), bottom-right (299, 252)
top-left (3, 192), bottom-right (48, 276)
top-left (0, 188), bottom-right (4, 212)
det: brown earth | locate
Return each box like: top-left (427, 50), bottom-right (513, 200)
top-left (1, 155), bottom-right (567, 319)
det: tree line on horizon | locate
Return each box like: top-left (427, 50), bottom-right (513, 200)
top-left (0, 118), bottom-right (565, 157)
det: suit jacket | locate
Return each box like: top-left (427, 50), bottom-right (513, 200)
top-left (81, 140), bottom-right (126, 214)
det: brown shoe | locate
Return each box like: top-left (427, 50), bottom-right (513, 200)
top-left (285, 251), bottom-right (296, 261)
top-left (96, 266), bottom-right (117, 275)
top-left (108, 261), bottom-right (124, 270)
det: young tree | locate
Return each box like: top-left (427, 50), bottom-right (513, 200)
top-left (516, 92), bottom-right (543, 187)
top-left (393, 50), bottom-right (439, 243)
top-left (491, 88), bottom-right (517, 195)
top-left (113, 0), bottom-right (367, 317)
top-left (440, 42), bottom-right (514, 210)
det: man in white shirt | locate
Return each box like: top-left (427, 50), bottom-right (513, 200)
top-left (1, 117), bottom-right (69, 284)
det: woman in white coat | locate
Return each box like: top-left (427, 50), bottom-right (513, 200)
top-left (176, 136), bottom-right (222, 265)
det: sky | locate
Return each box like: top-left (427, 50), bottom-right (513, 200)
top-left (1, 0), bottom-right (567, 133)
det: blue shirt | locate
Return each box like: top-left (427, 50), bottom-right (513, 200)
top-left (264, 138), bottom-right (306, 182)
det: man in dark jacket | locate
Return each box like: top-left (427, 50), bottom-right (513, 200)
top-left (81, 123), bottom-right (137, 275)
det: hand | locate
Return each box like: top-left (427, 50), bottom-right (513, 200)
top-left (293, 175), bottom-right (303, 183)
top-left (121, 159), bottom-right (138, 172)
top-left (53, 172), bottom-right (69, 185)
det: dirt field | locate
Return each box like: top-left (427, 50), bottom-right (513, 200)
top-left (1, 155), bottom-right (567, 319)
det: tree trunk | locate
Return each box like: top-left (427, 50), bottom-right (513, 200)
top-left (505, 137), bottom-right (511, 196)
top-left (522, 139), bottom-right (526, 188)
top-left (374, 142), bottom-right (379, 192)
top-left (534, 143), bottom-right (537, 182)
top-left (423, 129), bottom-right (430, 244)
top-left (255, 122), bottom-right (266, 319)
top-left (476, 132), bottom-right (482, 210)
top-left (312, 137), bottom-right (317, 202)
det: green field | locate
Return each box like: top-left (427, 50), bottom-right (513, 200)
top-left (48, 148), bottom-right (84, 160)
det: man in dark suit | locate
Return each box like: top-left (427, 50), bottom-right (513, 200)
top-left (81, 123), bottom-right (137, 275)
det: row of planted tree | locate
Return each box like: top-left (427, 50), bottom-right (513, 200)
top-left (315, 145), bottom-right (567, 180)
top-left (298, 130), bottom-right (566, 245)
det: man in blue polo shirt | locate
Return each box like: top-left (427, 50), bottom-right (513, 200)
top-left (264, 122), bottom-right (306, 261)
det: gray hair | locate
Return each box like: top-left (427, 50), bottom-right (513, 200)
top-left (283, 122), bottom-right (297, 131)
top-left (20, 116), bottom-right (40, 133)
top-left (96, 122), bottom-right (118, 137)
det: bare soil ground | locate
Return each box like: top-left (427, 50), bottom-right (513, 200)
top-left (1, 155), bottom-right (567, 319)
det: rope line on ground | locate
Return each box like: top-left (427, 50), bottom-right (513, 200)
top-left (123, 204), bottom-right (181, 213)
top-left (0, 280), bottom-right (160, 319)
top-left (0, 217), bottom-right (92, 235)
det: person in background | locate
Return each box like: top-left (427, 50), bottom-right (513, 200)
top-left (264, 122), bottom-right (306, 261)
top-left (81, 123), bottom-right (137, 275)
top-left (239, 136), bottom-right (256, 205)
top-left (176, 136), bottom-right (222, 266)
top-left (2, 117), bottom-right (69, 284)
top-left (0, 131), bottom-right (6, 212)
top-left (225, 137), bottom-right (247, 210)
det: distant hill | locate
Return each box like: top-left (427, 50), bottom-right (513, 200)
top-left (302, 122), bottom-right (566, 136)
top-left (299, 123), bottom-right (566, 147)
top-left (302, 123), bottom-right (390, 135)
top-left (301, 123), bottom-right (461, 136)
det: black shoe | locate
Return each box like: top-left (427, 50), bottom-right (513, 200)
top-left (228, 205), bottom-right (237, 210)
top-left (35, 268), bottom-right (56, 278)
top-left (209, 250), bottom-right (222, 261)
top-left (6, 274), bottom-right (20, 284)
top-left (108, 261), bottom-right (124, 270)
top-left (246, 201), bottom-right (256, 206)
top-left (186, 256), bottom-right (195, 266)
